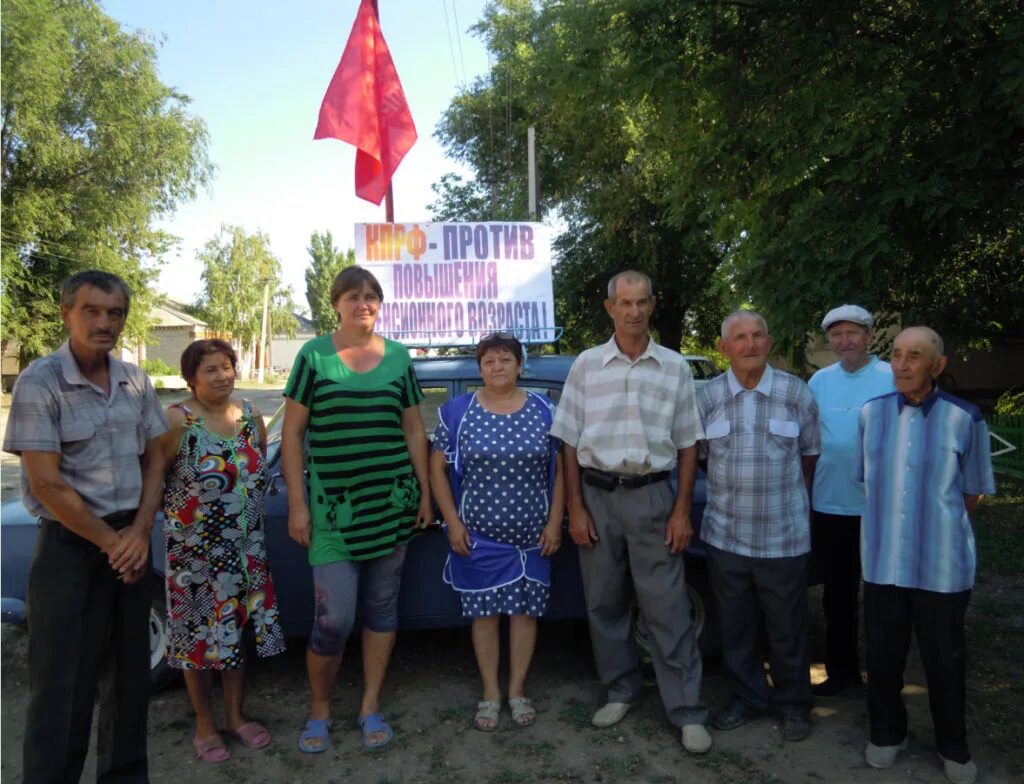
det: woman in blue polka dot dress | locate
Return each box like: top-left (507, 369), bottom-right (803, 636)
top-left (430, 333), bottom-right (564, 732)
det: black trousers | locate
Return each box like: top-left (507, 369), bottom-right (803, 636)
top-left (23, 518), bottom-right (151, 784)
top-left (864, 582), bottom-right (971, 763)
top-left (809, 512), bottom-right (862, 681)
top-left (707, 545), bottom-right (813, 715)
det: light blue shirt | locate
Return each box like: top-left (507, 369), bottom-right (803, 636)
top-left (856, 388), bottom-right (996, 593)
top-left (808, 357), bottom-right (894, 516)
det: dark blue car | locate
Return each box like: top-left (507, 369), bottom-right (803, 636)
top-left (1, 353), bottom-right (720, 688)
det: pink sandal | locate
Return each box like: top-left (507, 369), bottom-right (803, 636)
top-left (192, 734), bottom-right (231, 763)
top-left (229, 721), bottom-right (271, 749)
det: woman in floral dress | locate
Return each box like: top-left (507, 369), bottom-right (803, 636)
top-left (160, 339), bottom-right (285, 763)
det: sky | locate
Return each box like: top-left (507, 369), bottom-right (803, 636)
top-left (100, 0), bottom-right (491, 310)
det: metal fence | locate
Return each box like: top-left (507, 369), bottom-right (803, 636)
top-left (988, 414), bottom-right (1024, 479)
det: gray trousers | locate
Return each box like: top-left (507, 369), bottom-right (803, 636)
top-left (23, 518), bottom-right (150, 784)
top-left (580, 480), bottom-right (706, 726)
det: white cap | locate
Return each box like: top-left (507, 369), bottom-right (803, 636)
top-left (821, 304), bottom-right (873, 331)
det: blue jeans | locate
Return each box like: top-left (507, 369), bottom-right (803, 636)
top-left (308, 547), bottom-right (407, 656)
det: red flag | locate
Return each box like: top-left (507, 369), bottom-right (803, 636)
top-left (314, 0), bottom-right (417, 205)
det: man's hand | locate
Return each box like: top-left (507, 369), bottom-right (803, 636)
top-left (107, 524), bottom-right (150, 576)
top-left (538, 520), bottom-right (562, 557)
top-left (288, 506), bottom-right (313, 548)
top-left (568, 501), bottom-right (598, 548)
top-left (664, 509), bottom-right (693, 555)
top-left (446, 519), bottom-right (472, 557)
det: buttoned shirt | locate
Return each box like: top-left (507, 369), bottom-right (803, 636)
top-left (697, 365), bottom-right (820, 558)
top-left (550, 336), bottom-right (703, 474)
top-left (856, 388), bottom-right (995, 593)
top-left (3, 341), bottom-right (168, 518)
top-left (808, 356), bottom-right (895, 516)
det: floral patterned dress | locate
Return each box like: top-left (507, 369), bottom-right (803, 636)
top-left (162, 401), bottom-right (285, 669)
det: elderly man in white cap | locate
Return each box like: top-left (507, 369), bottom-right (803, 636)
top-left (807, 305), bottom-right (894, 697)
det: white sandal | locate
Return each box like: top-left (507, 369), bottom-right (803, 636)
top-left (474, 700), bottom-right (500, 732)
top-left (508, 697), bottom-right (536, 728)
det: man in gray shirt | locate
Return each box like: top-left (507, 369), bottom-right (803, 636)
top-left (551, 270), bottom-right (710, 754)
top-left (4, 271), bottom-right (168, 783)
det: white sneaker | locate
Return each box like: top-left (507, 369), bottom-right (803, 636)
top-left (592, 702), bottom-right (633, 728)
top-left (939, 755), bottom-right (978, 784)
top-left (681, 724), bottom-right (712, 754)
top-left (865, 738), bottom-right (908, 769)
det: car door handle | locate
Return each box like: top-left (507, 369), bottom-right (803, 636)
top-left (267, 474), bottom-right (285, 496)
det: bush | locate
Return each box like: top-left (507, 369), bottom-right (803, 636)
top-left (141, 358), bottom-right (176, 376)
top-left (995, 389), bottom-right (1024, 416)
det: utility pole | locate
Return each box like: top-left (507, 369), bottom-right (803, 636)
top-left (257, 282), bottom-right (270, 383)
top-left (528, 126), bottom-right (537, 220)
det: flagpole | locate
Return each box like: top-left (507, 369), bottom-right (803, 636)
top-left (370, 0), bottom-right (396, 222)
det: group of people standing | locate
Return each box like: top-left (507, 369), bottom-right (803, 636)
top-left (4, 266), bottom-right (994, 784)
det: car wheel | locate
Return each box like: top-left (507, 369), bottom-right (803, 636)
top-left (148, 574), bottom-right (178, 693)
top-left (632, 566), bottom-right (720, 661)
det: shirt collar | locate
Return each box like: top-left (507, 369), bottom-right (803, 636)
top-left (726, 364), bottom-right (774, 397)
top-left (600, 335), bottom-right (661, 367)
top-left (57, 340), bottom-right (127, 394)
top-left (897, 384), bottom-right (940, 416)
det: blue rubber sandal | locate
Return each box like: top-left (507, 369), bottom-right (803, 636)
top-left (297, 718), bottom-right (333, 753)
top-left (358, 713), bottom-right (394, 750)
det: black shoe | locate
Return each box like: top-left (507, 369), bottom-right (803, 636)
top-left (710, 701), bottom-right (761, 731)
top-left (782, 713), bottom-right (811, 742)
top-left (812, 676), bottom-right (862, 698)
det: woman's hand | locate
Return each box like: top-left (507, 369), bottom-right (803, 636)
top-left (447, 519), bottom-right (472, 556)
top-left (288, 505), bottom-right (312, 548)
top-left (539, 520), bottom-right (562, 557)
top-left (415, 492), bottom-right (434, 529)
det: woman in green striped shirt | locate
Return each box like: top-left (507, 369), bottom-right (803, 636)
top-left (281, 266), bottom-right (431, 753)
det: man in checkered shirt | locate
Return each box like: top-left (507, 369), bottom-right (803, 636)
top-left (696, 310), bottom-right (820, 742)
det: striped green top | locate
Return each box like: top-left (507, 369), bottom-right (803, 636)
top-left (284, 335), bottom-right (424, 564)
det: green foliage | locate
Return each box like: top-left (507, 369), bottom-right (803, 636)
top-left (1, 0), bottom-right (211, 363)
top-left (140, 357), bottom-right (175, 376)
top-left (304, 230), bottom-right (354, 335)
top-left (196, 225), bottom-right (297, 352)
top-left (435, 0), bottom-right (1023, 362)
top-left (995, 389), bottom-right (1024, 416)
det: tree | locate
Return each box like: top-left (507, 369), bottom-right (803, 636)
top-left (1, 0), bottom-right (211, 362)
top-left (304, 230), bottom-right (355, 335)
top-left (196, 225), bottom-right (298, 376)
top-left (435, 0), bottom-right (1023, 361)
top-left (432, 0), bottom-right (728, 353)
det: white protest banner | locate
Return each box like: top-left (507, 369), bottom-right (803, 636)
top-left (354, 222), bottom-right (556, 346)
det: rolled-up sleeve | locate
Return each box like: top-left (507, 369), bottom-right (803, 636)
top-left (963, 417), bottom-right (996, 496)
top-left (3, 372), bottom-right (60, 454)
top-left (140, 375), bottom-right (169, 440)
top-left (671, 362), bottom-right (704, 448)
top-left (550, 359), bottom-right (585, 447)
top-left (797, 384), bottom-right (821, 456)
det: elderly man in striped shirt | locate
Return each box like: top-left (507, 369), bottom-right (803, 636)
top-left (857, 327), bottom-right (995, 784)
top-left (697, 310), bottom-right (820, 743)
top-left (551, 270), bottom-right (711, 754)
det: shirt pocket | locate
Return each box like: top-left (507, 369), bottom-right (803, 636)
top-left (704, 418), bottom-right (731, 439)
top-left (766, 418), bottom-right (799, 459)
top-left (59, 418), bottom-right (98, 461)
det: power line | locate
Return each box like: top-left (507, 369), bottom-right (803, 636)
top-left (450, 0), bottom-right (468, 86)
top-left (439, 0), bottom-right (462, 88)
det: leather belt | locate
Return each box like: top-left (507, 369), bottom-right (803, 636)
top-left (581, 468), bottom-right (670, 491)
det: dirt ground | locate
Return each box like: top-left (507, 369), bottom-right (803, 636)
top-left (2, 390), bottom-right (1021, 783)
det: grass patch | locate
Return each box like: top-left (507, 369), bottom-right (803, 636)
top-left (498, 738), bottom-right (556, 760)
top-left (433, 705), bottom-right (465, 723)
top-left (556, 697), bottom-right (592, 729)
top-left (973, 475), bottom-right (1024, 575)
top-left (597, 753), bottom-right (647, 780)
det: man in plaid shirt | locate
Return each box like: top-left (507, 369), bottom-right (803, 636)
top-left (696, 311), bottom-right (820, 742)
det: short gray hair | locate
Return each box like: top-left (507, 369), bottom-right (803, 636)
top-left (607, 270), bottom-right (653, 301)
top-left (720, 309), bottom-right (769, 339)
top-left (901, 325), bottom-right (945, 356)
top-left (61, 270), bottom-right (132, 315)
